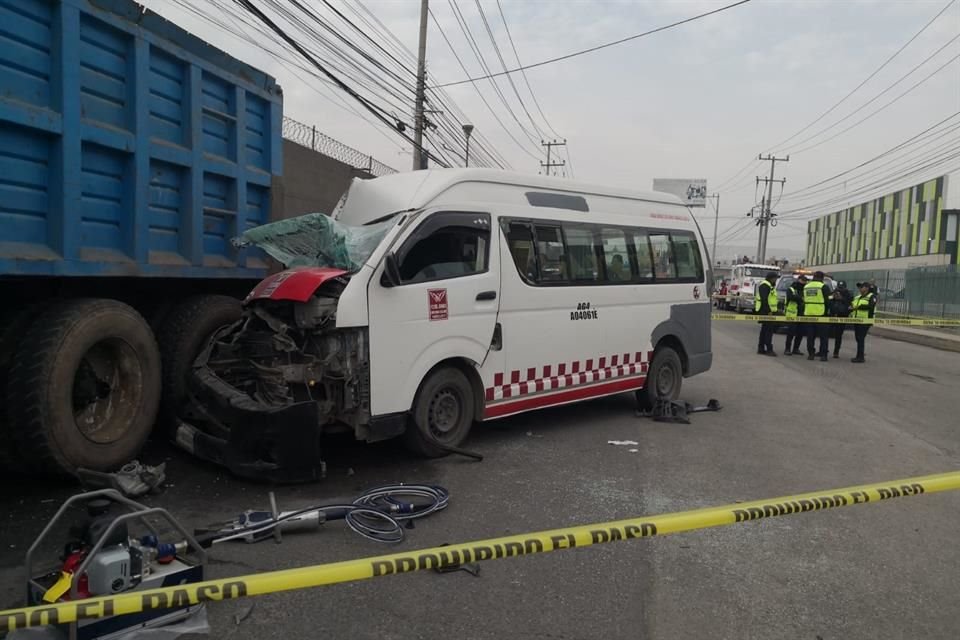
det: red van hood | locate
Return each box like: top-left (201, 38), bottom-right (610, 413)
top-left (245, 267), bottom-right (349, 303)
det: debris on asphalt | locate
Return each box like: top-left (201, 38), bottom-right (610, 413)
top-left (234, 602), bottom-right (256, 625)
top-left (608, 440), bottom-right (640, 446)
top-left (76, 460), bottom-right (167, 497)
top-left (636, 398), bottom-right (722, 424)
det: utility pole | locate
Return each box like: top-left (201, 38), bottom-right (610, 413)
top-left (705, 193), bottom-right (720, 266)
top-left (412, 0), bottom-right (429, 171)
top-left (540, 139), bottom-right (566, 176)
top-left (755, 154), bottom-right (789, 263)
top-left (462, 123), bottom-right (474, 167)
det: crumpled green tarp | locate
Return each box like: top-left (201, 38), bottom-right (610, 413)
top-left (234, 213), bottom-right (393, 271)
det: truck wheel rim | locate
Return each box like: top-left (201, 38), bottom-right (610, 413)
top-left (72, 338), bottom-right (143, 444)
top-left (428, 389), bottom-right (461, 438)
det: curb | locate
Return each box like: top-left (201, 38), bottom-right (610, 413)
top-left (872, 327), bottom-right (960, 353)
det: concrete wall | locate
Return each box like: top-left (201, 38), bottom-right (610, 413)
top-left (273, 140), bottom-right (373, 220)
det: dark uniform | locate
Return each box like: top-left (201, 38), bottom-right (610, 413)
top-left (803, 272), bottom-right (832, 361)
top-left (755, 273), bottom-right (778, 356)
top-left (828, 281), bottom-right (853, 358)
top-left (784, 278), bottom-right (805, 355)
top-left (851, 283), bottom-right (878, 363)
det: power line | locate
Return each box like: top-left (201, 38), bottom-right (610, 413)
top-left (233, 0), bottom-right (451, 166)
top-left (436, 0), bottom-right (752, 88)
top-left (446, 0), bottom-right (542, 149)
top-left (768, 0), bottom-right (958, 152)
top-left (429, 6), bottom-right (541, 160)
top-left (495, 0), bottom-right (562, 139)
top-left (785, 37), bottom-right (960, 154)
top-left (777, 111), bottom-right (960, 201)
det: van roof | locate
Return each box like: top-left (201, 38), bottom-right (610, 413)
top-left (334, 168), bottom-right (687, 226)
top-left (736, 263), bottom-right (782, 270)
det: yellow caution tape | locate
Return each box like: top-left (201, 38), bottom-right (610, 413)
top-left (711, 312), bottom-right (960, 327)
top-left (3, 471), bottom-right (959, 631)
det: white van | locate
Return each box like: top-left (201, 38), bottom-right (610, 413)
top-left (179, 170), bottom-right (713, 481)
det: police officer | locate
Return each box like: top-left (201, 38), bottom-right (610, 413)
top-left (803, 271), bottom-right (832, 361)
top-left (783, 274), bottom-right (806, 355)
top-left (755, 271), bottom-right (779, 356)
top-left (828, 280), bottom-right (853, 358)
top-left (851, 282), bottom-right (878, 363)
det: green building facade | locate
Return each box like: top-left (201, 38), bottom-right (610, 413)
top-left (806, 175), bottom-right (953, 266)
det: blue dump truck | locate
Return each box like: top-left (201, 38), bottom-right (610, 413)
top-left (0, 0), bottom-right (283, 474)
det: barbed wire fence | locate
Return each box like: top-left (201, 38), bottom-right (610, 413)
top-left (282, 116), bottom-right (398, 178)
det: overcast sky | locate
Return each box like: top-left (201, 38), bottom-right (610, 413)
top-left (143, 0), bottom-right (960, 259)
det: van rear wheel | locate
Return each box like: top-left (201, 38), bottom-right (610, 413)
top-left (635, 346), bottom-right (682, 411)
top-left (405, 367), bottom-right (474, 458)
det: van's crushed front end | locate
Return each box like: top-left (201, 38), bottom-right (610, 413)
top-left (175, 214), bottom-right (395, 482)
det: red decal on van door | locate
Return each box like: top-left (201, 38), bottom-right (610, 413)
top-left (429, 289), bottom-right (448, 321)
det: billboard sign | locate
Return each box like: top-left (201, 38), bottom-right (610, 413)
top-left (652, 178), bottom-right (708, 207)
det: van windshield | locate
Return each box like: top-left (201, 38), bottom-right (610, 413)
top-left (744, 267), bottom-right (773, 277)
top-left (234, 212), bottom-right (394, 271)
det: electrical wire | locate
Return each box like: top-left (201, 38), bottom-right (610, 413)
top-left (436, 0), bottom-right (753, 87)
top-left (495, 0), bottom-right (563, 139)
top-left (205, 484), bottom-right (451, 545)
top-left (430, 6), bottom-right (541, 161)
top-left (785, 40), bottom-right (960, 154)
top-left (768, 0), bottom-right (958, 152)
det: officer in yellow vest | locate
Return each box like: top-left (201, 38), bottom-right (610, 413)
top-left (754, 271), bottom-right (779, 356)
top-left (783, 274), bottom-right (806, 355)
top-left (803, 271), bottom-right (832, 361)
top-left (851, 282), bottom-right (878, 363)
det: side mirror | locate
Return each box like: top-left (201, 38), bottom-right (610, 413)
top-left (381, 252), bottom-right (402, 288)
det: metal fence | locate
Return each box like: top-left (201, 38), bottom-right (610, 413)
top-left (282, 116), bottom-right (398, 178)
top-left (831, 265), bottom-right (960, 320)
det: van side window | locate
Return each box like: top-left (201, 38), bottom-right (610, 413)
top-left (563, 225), bottom-right (599, 282)
top-left (600, 228), bottom-right (631, 282)
top-left (672, 232), bottom-right (703, 280)
top-left (534, 225), bottom-right (567, 283)
top-left (397, 212), bottom-right (490, 283)
top-left (631, 230), bottom-right (654, 279)
top-left (505, 222), bottom-right (538, 283)
top-left (649, 232), bottom-right (676, 279)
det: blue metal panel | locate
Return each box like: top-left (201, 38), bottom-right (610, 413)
top-left (79, 141), bottom-right (127, 252)
top-left (148, 48), bottom-right (185, 145)
top-left (79, 12), bottom-right (132, 131)
top-left (0, 0), bottom-right (54, 109)
top-left (0, 0), bottom-right (282, 280)
top-left (148, 159), bottom-right (184, 256)
top-left (0, 125), bottom-right (51, 246)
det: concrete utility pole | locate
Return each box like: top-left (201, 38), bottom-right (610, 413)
top-left (705, 193), bottom-right (720, 266)
top-left (462, 123), bottom-right (474, 167)
top-left (755, 154), bottom-right (789, 263)
top-left (540, 139), bottom-right (566, 176)
top-left (412, 0), bottom-right (429, 171)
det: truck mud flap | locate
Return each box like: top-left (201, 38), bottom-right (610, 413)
top-left (176, 367), bottom-right (325, 483)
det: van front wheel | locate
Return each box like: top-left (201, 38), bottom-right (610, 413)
top-left (635, 347), bottom-right (682, 411)
top-left (405, 367), bottom-right (474, 458)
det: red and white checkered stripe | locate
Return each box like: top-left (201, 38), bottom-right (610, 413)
top-left (485, 351), bottom-right (652, 402)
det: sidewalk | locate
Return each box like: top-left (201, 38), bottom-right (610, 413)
top-left (873, 324), bottom-right (960, 353)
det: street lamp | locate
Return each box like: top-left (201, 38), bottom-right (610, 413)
top-left (462, 123), bottom-right (474, 167)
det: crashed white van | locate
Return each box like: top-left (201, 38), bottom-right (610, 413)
top-left (178, 169), bottom-right (713, 481)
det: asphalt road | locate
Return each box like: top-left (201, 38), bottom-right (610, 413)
top-left (2, 320), bottom-right (959, 639)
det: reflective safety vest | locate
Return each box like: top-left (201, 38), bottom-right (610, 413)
top-left (754, 281), bottom-right (778, 313)
top-left (851, 292), bottom-right (876, 319)
top-left (802, 281), bottom-right (826, 316)
top-left (785, 292), bottom-right (799, 318)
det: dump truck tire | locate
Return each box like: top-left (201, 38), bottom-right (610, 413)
top-left (157, 295), bottom-right (241, 434)
top-left (6, 299), bottom-right (161, 474)
top-left (0, 304), bottom-right (48, 473)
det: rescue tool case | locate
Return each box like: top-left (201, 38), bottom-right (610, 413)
top-left (25, 490), bottom-right (206, 640)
